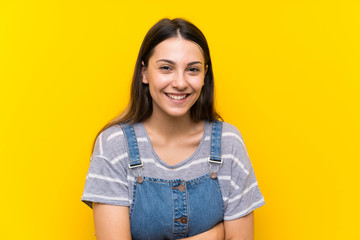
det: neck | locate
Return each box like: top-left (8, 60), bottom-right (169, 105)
top-left (142, 112), bottom-right (203, 139)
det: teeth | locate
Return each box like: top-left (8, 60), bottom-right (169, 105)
top-left (167, 94), bottom-right (187, 100)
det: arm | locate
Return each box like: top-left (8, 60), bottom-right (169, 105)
top-left (93, 203), bottom-right (132, 240)
top-left (93, 202), bottom-right (223, 240)
top-left (223, 211), bottom-right (254, 240)
top-left (181, 221), bottom-right (224, 240)
top-left (182, 208), bottom-right (254, 240)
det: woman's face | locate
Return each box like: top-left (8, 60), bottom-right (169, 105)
top-left (142, 37), bottom-right (208, 120)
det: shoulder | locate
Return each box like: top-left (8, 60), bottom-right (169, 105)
top-left (219, 121), bottom-right (252, 167)
top-left (92, 124), bottom-right (128, 160)
top-left (98, 124), bottom-right (126, 143)
top-left (220, 121), bottom-right (246, 147)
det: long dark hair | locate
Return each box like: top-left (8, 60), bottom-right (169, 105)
top-left (91, 18), bottom-right (222, 153)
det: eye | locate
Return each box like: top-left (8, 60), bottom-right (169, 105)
top-left (159, 66), bottom-right (172, 71)
top-left (188, 67), bottom-right (200, 72)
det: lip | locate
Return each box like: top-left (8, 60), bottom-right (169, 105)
top-left (164, 92), bottom-right (191, 103)
top-left (165, 92), bottom-right (191, 95)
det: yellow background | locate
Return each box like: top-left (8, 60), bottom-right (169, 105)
top-left (1, 0), bottom-right (359, 239)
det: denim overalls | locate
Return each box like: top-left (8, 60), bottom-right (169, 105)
top-left (120, 121), bottom-right (224, 240)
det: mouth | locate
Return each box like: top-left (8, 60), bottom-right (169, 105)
top-left (165, 93), bottom-right (190, 100)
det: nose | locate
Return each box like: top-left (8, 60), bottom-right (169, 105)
top-left (172, 71), bottom-right (188, 90)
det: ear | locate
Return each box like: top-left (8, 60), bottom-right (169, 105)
top-left (201, 65), bottom-right (208, 87)
top-left (141, 61), bottom-right (149, 84)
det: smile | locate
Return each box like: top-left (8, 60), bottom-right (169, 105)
top-left (165, 93), bottom-right (190, 100)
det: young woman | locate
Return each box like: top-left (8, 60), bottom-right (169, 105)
top-left (81, 18), bottom-right (265, 240)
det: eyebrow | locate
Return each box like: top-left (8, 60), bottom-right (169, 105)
top-left (156, 59), bottom-right (203, 66)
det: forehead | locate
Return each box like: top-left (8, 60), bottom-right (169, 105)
top-left (150, 37), bottom-right (205, 63)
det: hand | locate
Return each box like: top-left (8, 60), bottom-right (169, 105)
top-left (181, 221), bottom-right (224, 240)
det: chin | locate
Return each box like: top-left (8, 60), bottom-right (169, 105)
top-left (165, 109), bottom-right (191, 118)
top-left (168, 112), bottom-right (189, 118)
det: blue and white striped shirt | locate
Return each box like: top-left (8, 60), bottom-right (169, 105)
top-left (81, 121), bottom-right (265, 220)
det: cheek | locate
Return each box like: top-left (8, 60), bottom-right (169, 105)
top-left (190, 76), bottom-right (205, 90)
top-left (148, 73), bottom-right (168, 88)
top-left (151, 70), bottom-right (174, 81)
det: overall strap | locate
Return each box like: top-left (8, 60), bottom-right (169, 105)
top-left (120, 123), bottom-right (143, 169)
top-left (209, 120), bottom-right (223, 164)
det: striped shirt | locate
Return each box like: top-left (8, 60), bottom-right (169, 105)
top-left (81, 121), bottom-right (265, 220)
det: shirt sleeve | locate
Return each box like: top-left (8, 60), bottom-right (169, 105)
top-left (81, 126), bottom-right (130, 209)
top-left (223, 128), bottom-right (265, 221)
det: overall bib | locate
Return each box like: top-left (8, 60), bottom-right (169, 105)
top-left (121, 121), bottom-right (224, 240)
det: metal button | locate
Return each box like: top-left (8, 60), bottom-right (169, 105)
top-left (180, 217), bottom-right (187, 224)
top-left (174, 217), bottom-right (188, 224)
top-left (175, 217), bottom-right (188, 224)
top-left (178, 184), bottom-right (186, 192)
top-left (136, 176), bottom-right (143, 184)
top-left (210, 172), bottom-right (217, 179)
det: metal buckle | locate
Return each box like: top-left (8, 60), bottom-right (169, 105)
top-left (128, 162), bottom-right (143, 169)
top-left (208, 157), bottom-right (223, 165)
top-left (208, 157), bottom-right (222, 180)
top-left (128, 162), bottom-right (144, 181)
